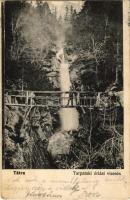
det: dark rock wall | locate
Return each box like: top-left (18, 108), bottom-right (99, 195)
top-left (3, 105), bottom-right (58, 169)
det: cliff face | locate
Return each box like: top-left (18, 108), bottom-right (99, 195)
top-left (4, 104), bottom-right (59, 169)
top-left (3, 1), bottom-right (123, 169)
top-left (4, 39), bottom-right (123, 169)
top-left (4, 95), bottom-right (123, 169)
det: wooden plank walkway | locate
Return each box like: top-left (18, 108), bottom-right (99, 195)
top-left (4, 89), bottom-right (119, 109)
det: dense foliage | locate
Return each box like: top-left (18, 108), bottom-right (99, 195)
top-left (4, 1), bottom-right (62, 90)
top-left (65, 1), bottom-right (123, 91)
top-left (3, 1), bottom-right (123, 169)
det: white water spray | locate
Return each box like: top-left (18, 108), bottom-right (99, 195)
top-left (57, 49), bottom-right (79, 131)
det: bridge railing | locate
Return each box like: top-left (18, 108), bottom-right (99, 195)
top-left (4, 89), bottom-right (97, 95)
top-left (4, 89), bottom-right (120, 108)
top-left (4, 90), bottom-right (98, 107)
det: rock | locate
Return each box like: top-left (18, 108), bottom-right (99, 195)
top-left (48, 131), bottom-right (74, 157)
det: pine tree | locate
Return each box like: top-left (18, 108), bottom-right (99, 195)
top-left (64, 6), bottom-right (69, 21)
top-left (68, 1), bottom-right (123, 91)
top-left (70, 5), bottom-right (74, 16)
top-left (54, 7), bottom-right (57, 19)
top-left (58, 15), bottom-right (62, 24)
top-left (70, 5), bottom-right (74, 22)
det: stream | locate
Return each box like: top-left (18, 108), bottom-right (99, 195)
top-left (57, 48), bottom-right (79, 131)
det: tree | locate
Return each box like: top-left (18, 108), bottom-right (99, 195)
top-left (58, 15), bottom-right (63, 25)
top-left (66, 0), bottom-right (123, 91)
top-left (5, 1), bottom-right (60, 90)
top-left (70, 5), bottom-right (74, 16)
top-left (54, 7), bottom-right (57, 19)
top-left (64, 6), bottom-right (69, 21)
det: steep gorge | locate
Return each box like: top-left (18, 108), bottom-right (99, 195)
top-left (3, 1), bottom-right (123, 169)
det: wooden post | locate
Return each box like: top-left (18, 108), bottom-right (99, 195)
top-left (116, 41), bottom-right (119, 84)
top-left (26, 91), bottom-right (28, 104)
top-left (90, 98), bottom-right (91, 108)
top-left (11, 96), bottom-right (12, 104)
top-left (46, 96), bottom-right (48, 106)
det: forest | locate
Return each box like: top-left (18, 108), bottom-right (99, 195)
top-left (3, 0), bottom-right (123, 169)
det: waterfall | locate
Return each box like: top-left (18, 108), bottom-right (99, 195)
top-left (57, 49), bottom-right (79, 131)
top-left (47, 48), bottom-right (79, 156)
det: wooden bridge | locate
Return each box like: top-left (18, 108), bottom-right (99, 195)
top-left (4, 89), bottom-right (120, 109)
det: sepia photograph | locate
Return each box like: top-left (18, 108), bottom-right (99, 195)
top-left (2, 0), bottom-right (123, 169)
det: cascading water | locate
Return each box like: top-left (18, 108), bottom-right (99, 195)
top-left (57, 49), bottom-right (79, 131)
top-left (48, 48), bottom-right (79, 157)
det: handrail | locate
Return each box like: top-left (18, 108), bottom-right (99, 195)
top-left (4, 89), bottom-right (98, 94)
